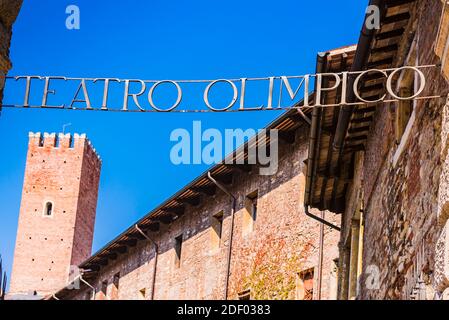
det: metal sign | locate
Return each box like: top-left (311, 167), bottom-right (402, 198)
top-left (0, 65), bottom-right (442, 113)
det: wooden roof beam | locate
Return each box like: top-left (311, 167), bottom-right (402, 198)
top-left (343, 144), bottom-right (365, 153)
top-left (96, 259), bottom-right (109, 266)
top-left (279, 130), bottom-right (296, 144)
top-left (142, 222), bottom-right (160, 232)
top-left (177, 195), bottom-right (201, 207)
top-left (351, 116), bottom-right (373, 124)
top-left (104, 253), bottom-right (118, 260)
top-left (227, 164), bottom-right (252, 174)
top-left (215, 173), bottom-right (233, 186)
top-left (190, 185), bottom-right (217, 196)
top-left (348, 126), bottom-right (370, 134)
top-left (82, 265), bottom-right (100, 272)
top-left (128, 232), bottom-right (147, 241)
top-left (111, 246), bottom-right (128, 254)
top-left (366, 57), bottom-right (394, 69)
top-left (316, 171), bottom-right (353, 182)
top-left (117, 239), bottom-right (137, 247)
top-left (385, 0), bottom-right (415, 9)
top-left (370, 44), bottom-right (399, 54)
top-left (383, 12), bottom-right (410, 25)
top-left (354, 106), bottom-right (376, 114)
top-left (158, 214), bottom-right (176, 225)
top-left (346, 135), bottom-right (368, 142)
top-left (161, 206), bottom-right (185, 216)
top-left (375, 28), bottom-right (405, 41)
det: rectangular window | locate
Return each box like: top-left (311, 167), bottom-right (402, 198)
top-left (297, 268), bottom-right (314, 300)
top-left (238, 289), bottom-right (251, 300)
top-left (243, 190), bottom-right (258, 235)
top-left (139, 288), bottom-right (146, 300)
top-left (111, 272), bottom-right (120, 300)
top-left (100, 280), bottom-right (108, 300)
top-left (44, 202), bottom-right (53, 216)
top-left (211, 211), bottom-right (224, 250)
top-left (329, 259), bottom-right (339, 300)
top-left (174, 234), bottom-right (183, 268)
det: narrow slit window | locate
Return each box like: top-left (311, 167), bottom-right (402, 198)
top-left (139, 288), bottom-right (146, 299)
top-left (174, 235), bottom-right (183, 268)
top-left (211, 211), bottom-right (224, 249)
top-left (395, 74), bottom-right (415, 145)
top-left (243, 190), bottom-right (258, 235)
top-left (44, 202), bottom-right (53, 216)
top-left (297, 268), bottom-right (314, 300)
top-left (111, 272), bottom-right (120, 300)
top-left (250, 197), bottom-right (257, 222)
top-left (100, 280), bottom-right (108, 299)
top-left (238, 289), bottom-right (251, 300)
top-left (247, 190), bottom-right (258, 222)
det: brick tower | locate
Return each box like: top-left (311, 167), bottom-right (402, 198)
top-left (8, 132), bottom-right (101, 299)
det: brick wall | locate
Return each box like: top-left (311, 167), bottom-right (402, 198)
top-left (8, 133), bottom-right (101, 298)
top-left (62, 125), bottom-right (340, 300)
top-left (343, 0), bottom-right (449, 300)
top-left (0, 0), bottom-right (23, 107)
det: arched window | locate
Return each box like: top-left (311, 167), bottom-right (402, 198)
top-left (44, 202), bottom-right (53, 216)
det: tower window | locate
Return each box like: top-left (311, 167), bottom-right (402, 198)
top-left (174, 235), bottom-right (183, 268)
top-left (44, 202), bottom-right (53, 216)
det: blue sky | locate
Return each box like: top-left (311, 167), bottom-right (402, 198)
top-left (0, 0), bottom-right (367, 286)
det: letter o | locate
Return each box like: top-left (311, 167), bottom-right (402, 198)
top-left (386, 66), bottom-right (426, 100)
top-left (353, 69), bottom-right (388, 103)
top-left (148, 80), bottom-right (182, 112)
top-left (204, 79), bottom-right (238, 111)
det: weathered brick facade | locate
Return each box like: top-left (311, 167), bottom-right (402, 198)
top-left (337, 0), bottom-right (449, 300)
top-left (54, 125), bottom-right (340, 300)
top-left (0, 0), bottom-right (22, 109)
top-left (8, 133), bottom-right (101, 299)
